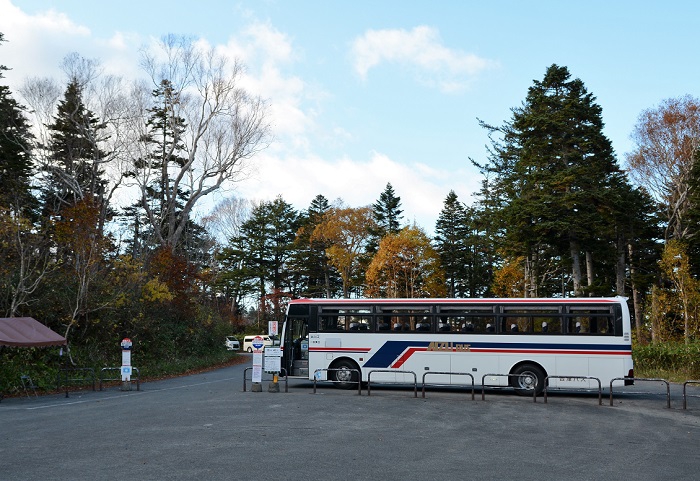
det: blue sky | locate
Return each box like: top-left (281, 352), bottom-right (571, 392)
top-left (2, 0), bottom-right (699, 231)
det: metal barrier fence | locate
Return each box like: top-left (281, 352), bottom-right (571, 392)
top-left (481, 373), bottom-right (538, 402)
top-left (242, 367), bottom-right (288, 392)
top-left (421, 372), bottom-right (475, 400)
top-left (544, 376), bottom-right (602, 405)
top-left (99, 367), bottom-right (141, 391)
top-left (312, 369), bottom-right (362, 395)
top-left (683, 380), bottom-right (700, 410)
top-left (20, 375), bottom-right (38, 398)
top-left (609, 377), bottom-right (670, 408)
top-left (367, 370), bottom-right (418, 397)
top-left (56, 368), bottom-right (96, 398)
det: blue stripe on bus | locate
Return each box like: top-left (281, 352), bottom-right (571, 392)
top-left (363, 341), bottom-right (430, 368)
top-left (361, 340), bottom-right (631, 369)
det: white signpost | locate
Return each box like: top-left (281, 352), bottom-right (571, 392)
top-left (268, 321), bottom-right (278, 337)
top-left (265, 346), bottom-right (282, 392)
top-left (120, 338), bottom-right (132, 390)
top-left (264, 347), bottom-right (282, 373)
top-left (251, 335), bottom-right (264, 385)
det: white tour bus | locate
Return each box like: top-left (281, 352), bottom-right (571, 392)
top-left (280, 297), bottom-right (634, 395)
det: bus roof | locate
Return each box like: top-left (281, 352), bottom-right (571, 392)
top-left (288, 297), bottom-right (625, 305)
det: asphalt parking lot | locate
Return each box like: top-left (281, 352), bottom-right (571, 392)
top-left (1, 357), bottom-right (699, 481)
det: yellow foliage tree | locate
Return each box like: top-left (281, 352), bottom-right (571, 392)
top-left (491, 256), bottom-right (526, 298)
top-left (657, 240), bottom-right (700, 344)
top-left (310, 206), bottom-right (375, 298)
top-left (365, 226), bottom-right (446, 298)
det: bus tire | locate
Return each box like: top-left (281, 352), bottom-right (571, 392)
top-left (511, 363), bottom-right (545, 396)
top-left (247, 347), bottom-right (253, 353)
top-left (331, 359), bottom-right (360, 389)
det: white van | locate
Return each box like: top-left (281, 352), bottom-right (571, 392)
top-left (224, 336), bottom-right (240, 350)
top-left (242, 335), bottom-right (273, 352)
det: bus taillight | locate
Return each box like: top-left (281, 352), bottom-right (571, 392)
top-left (625, 369), bottom-right (634, 385)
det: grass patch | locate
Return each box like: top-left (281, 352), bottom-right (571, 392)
top-left (633, 342), bottom-right (700, 382)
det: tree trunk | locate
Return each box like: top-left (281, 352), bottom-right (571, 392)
top-left (615, 234), bottom-right (626, 296)
top-left (570, 238), bottom-right (582, 296)
top-left (585, 251), bottom-right (594, 295)
top-left (627, 243), bottom-right (644, 343)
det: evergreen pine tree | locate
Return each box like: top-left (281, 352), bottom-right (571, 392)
top-left (368, 183), bottom-right (404, 253)
top-left (42, 79), bottom-right (108, 221)
top-left (291, 194), bottom-right (342, 297)
top-left (480, 64), bottom-right (626, 296)
top-left (0, 82), bottom-right (35, 216)
top-left (434, 191), bottom-right (470, 297)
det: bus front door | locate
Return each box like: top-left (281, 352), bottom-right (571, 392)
top-left (284, 317), bottom-right (309, 377)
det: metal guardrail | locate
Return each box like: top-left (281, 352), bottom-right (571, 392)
top-left (20, 375), bottom-right (38, 398)
top-left (99, 367), bottom-right (141, 391)
top-left (312, 368), bottom-right (362, 395)
top-left (367, 369), bottom-right (418, 397)
top-left (421, 371), bottom-right (475, 400)
top-left (242, 367), bottom-right (288, 392)
top-left (682, 380), bottom-right (700, 410)
top-left (56, 368), bottom-right (96, 398)
top-left (543, 376), bottom-right (602, 405)
top-left (609, 377), bottom-right (670, 408)
top-left (481, 373), bottom-right (538, 402)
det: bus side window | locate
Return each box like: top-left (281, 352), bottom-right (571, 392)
top-left (569, 317), bottom-right (589, 334)
top-left (534, 317), bottom-right (561, 334)
top-left (320, 315), bottom-right (340, 331)
top-left (472, 316), bottom-right (495, 333)
top-left (389, 317), bottom-right (412, 332)
top-left (503, 316), bottom-right (529, 333)
top-left (438, 317), bottom-right (453, 332)
top-left (415, 316), bottom-right (432, 332)
top-left (601, 316), bottom-right (615, 335)
top-left (460, 318), bottom-right (475, 332)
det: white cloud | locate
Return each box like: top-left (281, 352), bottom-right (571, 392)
top-left (213, 22), bottom-right (317, 151)
top-left (351, 26), bottom-right (497, 92)
top-left (233, 150), bottom-right (481, 232)
top-left (1, 0), bottom-right (143, 90)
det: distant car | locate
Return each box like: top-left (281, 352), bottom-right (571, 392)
top-left (242, 335), bottom-right (273, 352)
top-left (225, 336), bottom-right (240, 350)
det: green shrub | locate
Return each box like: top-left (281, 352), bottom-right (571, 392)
top-left (633, 342), bottom-right (700, 381)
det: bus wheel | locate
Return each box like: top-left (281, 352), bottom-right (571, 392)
top-left (332, 359), bottom-right (360, 389)
top-left (511, 364), bottom-right (545, 396)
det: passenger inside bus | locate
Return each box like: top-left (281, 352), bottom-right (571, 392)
top-left (511, 323), bottom-right (519, 332)
top-left (461, 322), bottom-right (475, 332)
top-left (377, 320), bottom-right (390, 331)
top-left (541, 321), bottom-right (548, 333)
top-left (486, 323), bottom-right (494, 332)
top-left (439, 320), bottom-right (451, 331)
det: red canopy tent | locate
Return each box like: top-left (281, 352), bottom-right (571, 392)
top-left (0, 317), bottom-right (67, 347)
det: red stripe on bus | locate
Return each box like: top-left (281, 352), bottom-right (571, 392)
top-left (310, 347), bottom-right (371, 353)
top-left (469, 349), bottom-right (632, 355)
top-left (390, 348), bottom-right (631, 368)
top-left (391, 347), bottom-right (428, 368)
